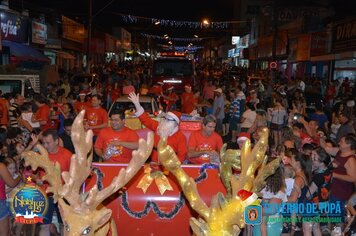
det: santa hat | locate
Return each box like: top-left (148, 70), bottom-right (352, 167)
top-left (237, 189), bottom-right (258, 207)
top-left (79, 90), bottom-right (87, 96)
top-left (167, 85), bottom-right (174, 90)
top-left (165, 111), bottom-right (181, 124)
top-left (237, 132), bottom-right (250, 142)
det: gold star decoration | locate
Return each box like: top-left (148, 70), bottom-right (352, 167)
top-left (27, 176), bottom-right (32, 183)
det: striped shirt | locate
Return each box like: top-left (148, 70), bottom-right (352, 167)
top-left (8, 103), bottom-right (21, 127)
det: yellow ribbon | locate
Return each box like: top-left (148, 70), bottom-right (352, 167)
top-left (136, 164), bottom-right (173, 195)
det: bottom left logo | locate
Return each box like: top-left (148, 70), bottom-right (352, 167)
top-left (9, 184), bottom-right (48, 224)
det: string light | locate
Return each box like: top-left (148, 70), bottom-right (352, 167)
top-left (110, 12), bottom-right (246, 29)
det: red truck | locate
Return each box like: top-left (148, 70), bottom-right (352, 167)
top-left (151, 53), bottom-right (196, 93)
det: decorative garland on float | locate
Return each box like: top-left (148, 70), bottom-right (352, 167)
top-left (95, 164), bottom-right (219, 219)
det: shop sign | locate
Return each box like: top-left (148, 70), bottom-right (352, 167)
top-left (332, 18), bottom-right (356, 52)
top-left (31, 21), bottom-right (47, 44)
top-left (61, 15), bottom-right (85, 43)
top-left (0, 11), bottom-right (29, 42)
top-left (278, 7), bottom-right (320, 22)
top-left (232, 36), bottom-right (240, 45)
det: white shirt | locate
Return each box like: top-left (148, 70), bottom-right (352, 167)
top-left (241, 109), bottom-right (257, 128)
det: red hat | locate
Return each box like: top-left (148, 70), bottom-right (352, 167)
top-left (237, 132), bottom-right (250, 142)
top-left (165, 111), bottom-right (181, 124)
top-left (79, 90), bottom-right (87, 96)
top-left (237, 189), bottom-right (258, 207)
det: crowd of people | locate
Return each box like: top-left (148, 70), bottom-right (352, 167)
top-left (0, 60), bottom-right (355, 236)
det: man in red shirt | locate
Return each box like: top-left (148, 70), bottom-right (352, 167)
top-left (32, 95), bottom-right (51, 131)
top-left (94, 110), bottom-right (139, 162)
top-left (181, 84), bottom-right (195, 114)
top-left (128, 92), bottom-right (187, 166)
top-left (161, 85), bottom-right (179, 112)
top-left (187, 115), bottom-right (223, 164)
top-left (37, 129), bottom-right (72, 236)
top-left (85, 94), bottom-right (108, 136)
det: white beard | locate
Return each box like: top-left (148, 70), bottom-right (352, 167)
top-left (157, 120), bottom-right (177, 138)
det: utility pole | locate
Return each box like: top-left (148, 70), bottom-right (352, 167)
top-left (272, 0), bottom-right (278, 61)
top-left (86, 0), bottom-right (92, 73)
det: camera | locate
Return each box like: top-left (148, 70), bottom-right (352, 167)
top-left (293, 113), bottom-right (301, 121)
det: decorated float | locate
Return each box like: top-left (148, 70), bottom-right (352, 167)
top-left (22, 111), bottom-right (280, 236)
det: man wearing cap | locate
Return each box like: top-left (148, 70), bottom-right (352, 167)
top-left (128, 92), bottom-right (187, 165)
top-left (181, 84), bottom-right (195, 114)
top-left (212, 88), bottom-right (225, 135)
top-left (187, 115), bottom-right (223, 165)
top-left (74, 90), bottom-right (90, 114)
top-left (161, 85), bottom-right (179, 112)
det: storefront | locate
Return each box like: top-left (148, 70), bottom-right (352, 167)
top-left (331, 17), bottom-right (356, 81)
top-left (0, 10), bottom-right (50, 69)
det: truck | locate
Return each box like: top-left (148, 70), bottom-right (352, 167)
top-left (151, 52), bottom-right (195, 93)
top-left (0, 74), bottom-right (40, 98)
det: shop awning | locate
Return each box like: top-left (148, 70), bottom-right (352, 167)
top-left (56, 50), bottom-right (75, 60)
top-left (2, 40), bottom-right (50, 63)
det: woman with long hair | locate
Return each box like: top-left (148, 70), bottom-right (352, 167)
top-left (0, 161), bottom-right (21, 236)
top-left (254, 165), bottom-right (287, 236)
top-left (284, 149), bottom-right (313, 235)
top-left (268, 98), bottom-right (288, 150)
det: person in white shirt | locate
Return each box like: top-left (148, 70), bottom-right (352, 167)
top-left (240, 103), bottom-right (257, 133)
top-left (20, 102), bottom-right (40, 132)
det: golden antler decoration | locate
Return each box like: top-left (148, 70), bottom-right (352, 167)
top-left (23, 110), bottom-right (154, 236)
top-left (158, 127), bottom-right (281, 236)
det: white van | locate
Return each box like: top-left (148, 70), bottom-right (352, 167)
top-left (0, 75), bottom-right (40, 98)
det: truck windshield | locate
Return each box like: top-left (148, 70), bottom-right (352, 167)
top-left (0, 80), bottom-right (21, 95)
top-left (153, 59), bottom-right (193, 76)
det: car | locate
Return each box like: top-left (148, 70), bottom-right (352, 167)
top-left (108, 95), bottom-right (159, 129)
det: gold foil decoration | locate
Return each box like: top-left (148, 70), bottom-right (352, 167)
top-left (136, 164), bottom-right (173, 195)
top-left (157, 127), bottom-right (279, 236)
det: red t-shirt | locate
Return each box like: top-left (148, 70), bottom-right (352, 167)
top-left (34, 104), bottom-right (50, 131)
top-left (39, 146), bottom-right (72, 191)
top-left (94, 127), bottom-right (139, 163)
top-left (0, 98), bottom-right (8, 125)
top-left (181, 92), bottom-right (195, 114)
top-left (74, 101), bottom-right (90, 114)
top-left (188, 130), bottom-right (223, 164)
top-left (85, 107), bottom-right (108, 136)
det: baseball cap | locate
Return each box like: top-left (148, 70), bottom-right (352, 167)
top-left (214, 88), bottom-right (223, 93)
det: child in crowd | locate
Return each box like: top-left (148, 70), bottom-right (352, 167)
top-left (329, 116), bottom-right (341, 143)
top-left (4, 158), bottom-right (24, 236)
top-left (284, 165), bottom-right (295, 197)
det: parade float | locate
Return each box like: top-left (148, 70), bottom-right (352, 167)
top-left (22, 111), bottom-right (280, 236)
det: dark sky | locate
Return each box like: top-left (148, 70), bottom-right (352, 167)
top-left (8, 0), bottom-right (356, 42)
top-left (9, 0), bottom-right (237, 39)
